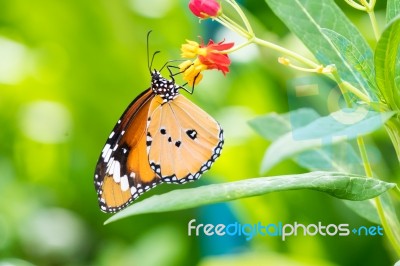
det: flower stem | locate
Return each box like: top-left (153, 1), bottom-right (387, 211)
top-left (253, 37), bottom-right (319, 69)
top-left (367, 10), bottom-right (380, 40)
top-left (220, 14), bottom-right (250, 37)
top-left (221, 19), bottom-right (372, 105)
top-left (218, 15), bottom-right (251, 38)
top-left (224, 0), bottom-right (254, 36)
top-left (342, 82), bottom-right (371, 104)
top-left (223, 39), bottom-right (253, 54)
top-left (332, 69), bottom-right (353, 105)
top-left (216, 17), bottom-right (249, 39)
top-left (344, 0), bottom-right (367, 11)
top-left (359, 0), bottom-right (380, 40)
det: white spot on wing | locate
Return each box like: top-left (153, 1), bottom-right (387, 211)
top-left (102, 144), bottom-right (111, 157)
top-left (112, 161), bottom-right (121, 182)
top-left (107, 159), bottom-right (115, 175)
top-left (120, 175), bottom-right (129, 191)
top-left (109, 131), bottom-right (115, 139)
top-left (104, 148), bottom-right (112, 163)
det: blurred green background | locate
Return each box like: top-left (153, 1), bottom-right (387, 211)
top-left (0, 0), bottom-right (397, 265)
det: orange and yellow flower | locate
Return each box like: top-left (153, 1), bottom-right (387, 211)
top-left (179, 39), bottom-right (234, 86)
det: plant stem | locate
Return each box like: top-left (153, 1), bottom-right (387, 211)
top-left (224, 0), bottom-right (254, 35)
top-left (253, 37), bottom-right (319, 68)
top-left (235, 36), bottom-right (371, 105)
top-left (356, 137), bottom-right (373, 176)
top-left (220, 14), bottom-right (250, 38)
top-left (216, 17), bottom-right (249, 39)
top-left (333, 69), bottom-right (400, 256)
top-left (393, 186), bottom-right (400, 200)
top-left (223, 39), bottom-right (253, 54)
top-left (367, 10), bottom-right (380, 40)
top-left (344, 0), bottom-right (367, 11)
top-left (342, 82), bottom-right (371, 104)
top-left (375, 194), bottom-right (400, 255)
top-left (330, 68), bottom-right (352, 104)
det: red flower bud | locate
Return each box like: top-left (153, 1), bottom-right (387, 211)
top-left (189, 0), bottom-right (221, 19)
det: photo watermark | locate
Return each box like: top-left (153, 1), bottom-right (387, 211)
top-left (188, 219), bottom-right (384, 241)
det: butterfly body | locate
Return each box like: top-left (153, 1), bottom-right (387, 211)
top-left (95, 70), bottom-right (223, 213)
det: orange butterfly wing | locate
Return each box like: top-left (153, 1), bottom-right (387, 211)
top-left (146, 94), bottom-right (223, 183)
top-left (95, 71), bottom-right (224, 213)
top-left (94, 89), bottom-right (160, 213)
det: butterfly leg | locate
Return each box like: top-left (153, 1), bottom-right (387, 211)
top-left (159, 59), bottom-right (187, 73)
top-left (165, 64), bottom-right (198, 95)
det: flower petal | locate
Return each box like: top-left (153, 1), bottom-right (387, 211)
top-left (189, 0), bottom-right (221, 18)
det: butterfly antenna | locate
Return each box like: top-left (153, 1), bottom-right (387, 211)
top-left (150, 51), bottom-right (161, 73)
top-left (147, 30), bottom-right (161, 73)
top-left (146, 30), bottom-right (152, 73)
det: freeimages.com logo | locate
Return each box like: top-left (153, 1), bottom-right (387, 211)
top-left (188, 219), bottom-right (383, 241)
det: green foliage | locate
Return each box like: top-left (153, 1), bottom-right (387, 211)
top-left (249, 108), bottom-right (398, 225)
top-left (375, 15), bottom-right (400, 110)
top-left (375, 15), bottom-right (400, 160)
top-left (2, 0), bottom-right (400, 265)
top-left (251, 108), bottom-right (394, 172)
top-left (106, 171), bottom-right (394, 224)
top-left (387, 0), bottom-right (400, 22)
top-left (264, 0), bottom-right (375, 100)
top-left (321, 28), bottom-right (378, 95)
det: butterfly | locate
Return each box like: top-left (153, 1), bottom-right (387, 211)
top-left (94, 38), bottom-right (224, 213)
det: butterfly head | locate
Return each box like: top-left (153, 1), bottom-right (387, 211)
top-left (151, 70), bottom-right (180, 102)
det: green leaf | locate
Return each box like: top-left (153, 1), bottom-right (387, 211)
top-left (385, 115), bottom-right (400, 161)
top-left (248, 108), bottom-right (319, 140)
top-left (342, 192), bottom-right (399, 226)
top-left (264, 0), bottom-right (376, 100)
top-left (387, 0), bottom-right (400, 22)
top-left (342, 200), bottom-right (381, 224)
top-left (249, 109), bottom-right (389, 224)
top-left (261, 108), bottom-right (394, 172)
top-left (295, 143), bottom-right (362, 173)
top-left (105, 172), bottom-right (395, 224)
top-left (321, 28), bottom-right (378, 96)
top-left (375, 16), bottom-right (400, 110)
top-left (249, 108), bottom-right (371, 175)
